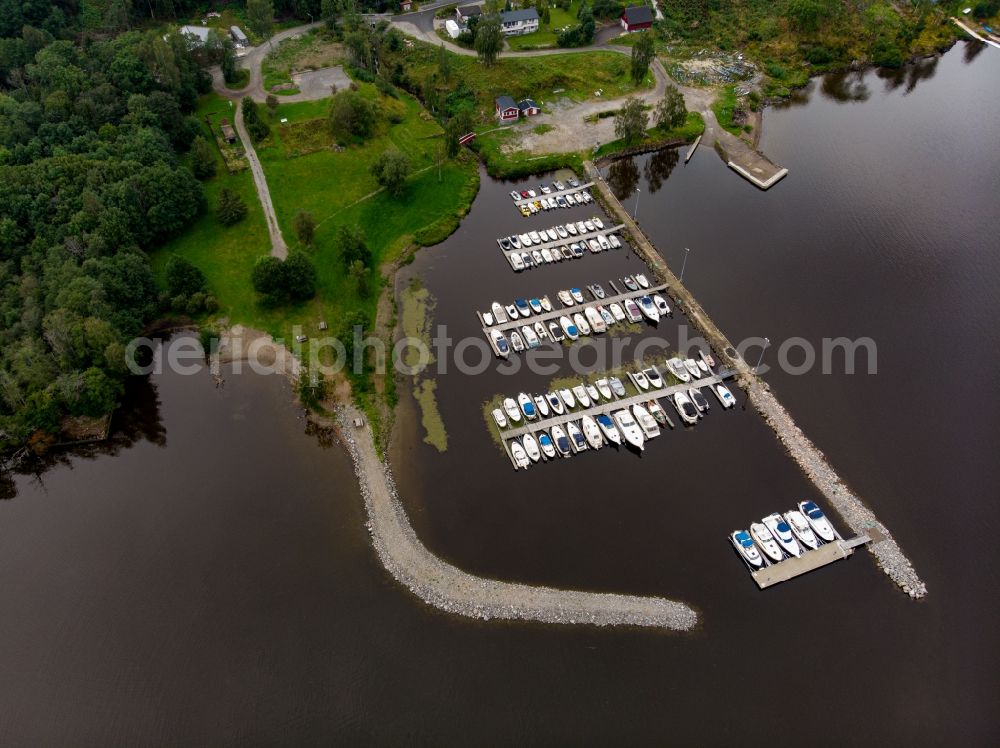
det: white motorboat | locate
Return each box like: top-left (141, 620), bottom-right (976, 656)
top-left (750, 522), bottom-right (784, 563)
top-left (546, 228), bottom-right (559, 242)
top-left (684, 358), bottom-right (702, 381)
top-left (570, 288), bottom-right (585, 304)
top-left (483, 311), bottom-right (494, 327)
top-left (667, 357), bottom-right (690, 383)
top-left (622, 276), bottom-right (639, 291)
top-left (519, 233), bottom-right (532, 247)
top-left (540, 184), bottom-right (552, 194)
top-left (491, 302), bottom-right (508, 324)
top-left (731, 530), bottom-right (764, 568)
top-left (609, 303), bottom-right (626, 323)
top-left (548, 322), bottom-right (564, 342)
top-left (558, 388), bottom-right (576, 410)
top-left (558, 290), bottom-right (575, 307)
top-left (585, 384), bottom-right (600, 403)
top-left (646, 399), bottom-right (668, 426)
top-left (537, 431), bottom-right (556, 459)
top-left (633, 370), bottom-right (650, 390)
top-left (799, 501), bottom-right (836, 542)
top-left (534, 394), bottom-right (550, 418)
top-left (688, 387), bottom-right (709, 413)
top-left (595, 379), bottom-right (613, 400)
top-left (533, 321), bottom-right (548, 342)
top-left (510, 440), bottom-right (530, 469)
top-left (585, 306), bottom-right (606, 333)
top-left (624, 299), bottom-right (643, 322)
top-left (518, 392), bottom-right (536, 420)
top-left (612, 409), bottom-right (644, 451)
top-left (608, 234), bottom-right (622, 249)
top-left (510, 190), bottom-right (521, 201)
top-left (673, 391), bottom-right (699, 425)
top-left (546, 392), bottom-right (565, 415)
top-left (540, 295), bottom-right (553, 312)
top-left (556, 225), bottom-right (568, 239)
top-left (784, 510), bottom-right (820, 550)
top-left (697, 358), bottom-right (709, 374)
top-left (509, 235), bottom-right (521, 249)
top-left (644, 366), bottom-right (663, 388)
top-left (541, 248), bottom-right (554, 263)
top-left (520, 325), bottom-right (539, 349)
top-left (566, 421), bottom-right (587, 452)
top-left (491, 408), bottom-right (507, 429)
top-left (527, 189), bottom-right (536, 198)
top-left (580, 415), bottom-right (604, 449)
top-left (595, 414), bottom-right (622, 445)
top-left (592, 216), bottom-right (604, 230)
top-left (638, 296), bottom-right (659, 322)
top-left (491, 330), bottom-right (510, 358)
top-left (584, 220), bottom-right (595, 232)
top-left (531, 250), bottom-right (543, 265)
top-left (715, 383), bottom-right (736, 408)
top-left (565, 222), bottom-right (578, 236)
top-left (510, 253), bottom-right (524, 271)
top-left (572, 384), bottom-right (591, 408)
top-left (509, 331), bottom-right (524, 353)
top-left (528, 298), bottom-right (543, 314)
top-left (589, 283), bottom-right (606, 300)
top-left (575, 221), bottom-right (587, 234)
top-left (559, 315), bottom-right (579, 340)
top-left (573, 312), bottom-right (591, 336)
top-left (503, 397), bottom-right (522, 423)
top-left (588, 238), bottom-right (601, 253)
top-left (632, 404), bottom-right (660, 439)
top-left (551, 424), bottom-right (571, 456)
top-left (563, 194), bottom-right (575, 207)
top-left (598, 234), bottom-right (611, 251)
top-left (505, 303), bottom-right (518, 320)
top-left (528, 230), bottom-right (540, 244)
top-left (598, 306), bottom-right (615, 326)
top-left (635, 273), bottom-right (649, 289)
top-left (609, 377), bottom-right (626, 398)
top-left (652, 294), bottom-right (670, 317)
top-left (521, 433), bottom-right (541, 463)
top-left (763, 513), bottom-right (801, 558)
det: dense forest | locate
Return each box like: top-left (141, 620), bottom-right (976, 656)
top-left (0, 6), bottom-right (217, 452)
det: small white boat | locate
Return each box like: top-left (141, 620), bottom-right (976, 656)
top-left (622, 276), bottom-right (639, 291)
top-left (546, 392), bottom-right (565, 415)
top-left (673, 391), bottom-right (699, 425)
top-left (556, 225), bottom-right (568, 239)
top-left (491, 408), bottom-right (507, 429)
top-left (559, 315), bottom-right (579, 340)
top-left (510, 331), bottom-right (525, 353)
top-left (633, 370), bottom-right (650, 390)
top-left (609, 377), bottom-right (626, 398)
top-left (750, 522), bottom-right (784, 563)
top-left (540, 184), bottom-right (551, 194)
top-left (647, 399), bottom-right (668, 426)
top-left (548, 322), bottom-right (564, 342)
top-left (612, 409), bottom-right (644, 451)
top-left (528, 298), bottom-right (543, 314)
top-left (520, 325), bottom-right (539, 349)
top-left (538, 431), bottom-right (556, 459)
top-left (491, 330), bottom-right (510, 358)
top-left (584, 220), bottom-right (595, 232)
top-left (580, 415), bottom-right (604, 449)
top-left (564, 194), bottom-right (576, 206)
top-left (592, 216), bottom-right (604, 230)
top-left (527, 189), bottom-right (536, 198)
top-left (652, 294), bottom-right (670, 317)
top-left (684, 358), bottom-right (702, 381)
top-left (644, 367), bottom-right (663, 389)
top-left (483, 311), bottom-right (494, 327)
top-left (510, 440), bottom-right (530, 469)
top-left (519, 233), bottom-right (531, 247)
top-left (491, 302), bottom-right (508, 324)
top-left (585, 306), bottom-right (606, 333)
top-left (763, 513), bottom-right (801, 558)
top-left (521, 433), bottom-right (541, 463)
top-left (528, 230), bottom-right (540, 244)
top-left (714, 383), bottom-right (736, 408)
top-left (551, 425), bottom-right (571, 456)
top-left (503, 397), bottom-right (522, 423)
top-left (541, 248), bottom-right (554, 263)
top-left (565, 222), bottom-right (578, 236)
top-left (531, 250), bottom-right (543, 265)
top-left (667, 357), bottom-right (690, 383)
top-left (637, 296), bottom-right (659, 322)
top-left (505, 303), bottom-right (519, 320)
top-left (573, 312), bottom-right (591, 336)
top-left (546, 228), bottom-right (558, 242)
top-left (597, 306), bottom-right (615, 326)
top-left (533, 321), bottom-right (548, 340)
top-left (688, 387), bottom-right (709, 413)
top-left (608, 234), bottom-right (622, 249)
top-left (624, 299), bottom-right (643, 322)
top-left (510, 253), bottom-right (524, 271)
top-left (585, 384), bottom-right (600, 403)
top-left (517, 392), bottom-right (536, 420)
top-left (534, 394), bottom-right (550, 418)
top-left (595, 379), bottom-right (613, 400)
top-left (632, 404), bottom-right (660, 438)
top-left (558, 290), bottom-right (575, 307)
top-left (597, 234), bottom-right (611, 251)
top-left (784, 510), bottom-right (820, 550)
top-left (697, 359), bottom-right (709, 374)
top-left (509, 235), bottom-right (521, 249)
top-left (540, 295), bottom-right (553, 312)
top-left (510, 190), bottom-right (521, 200)
top-left (575, 221), bottom-right (587, 234)
top-left (558, 388), bottom-right (576, 409)
top-left (635, 273), bottom-right (649, 289)
top-left (566, 421), bottom-right (587, 452)
top-left (609, 303), bottom-right (626, 323)
top-left (570, 288), bottom-right (584, 304)
top-left (732, 530), bottom-right (764, 568)
top-left (595, 414), bottom-right (621, 445)
top-left (799, 501), bottom-right (836, 542)
top-left (572, 384), bottom-right (591, 408)
top-left (588, 238), bottom-right (601, 253)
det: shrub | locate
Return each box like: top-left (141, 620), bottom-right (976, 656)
top-left (165, 255), bottom-right (207, 297)
top-left (217, 188), bottom-right (248, 225)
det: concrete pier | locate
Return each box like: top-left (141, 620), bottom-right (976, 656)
top-left (750, 535), bottom-right (871, 589)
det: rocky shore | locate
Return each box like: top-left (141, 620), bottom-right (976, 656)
top-left (336, 406), bottom-right (698, 631)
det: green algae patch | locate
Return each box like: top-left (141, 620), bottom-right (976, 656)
top-left (414, 379), bottom-right (448, 452)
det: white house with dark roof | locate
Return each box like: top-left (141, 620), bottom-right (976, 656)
top-left (455, 5), bottom-right (482, 29)
top-left (500, 8), bottom-right (539, 36)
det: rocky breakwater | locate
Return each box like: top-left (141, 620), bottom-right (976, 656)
top-left (336, 406), bottom-right (698, 631)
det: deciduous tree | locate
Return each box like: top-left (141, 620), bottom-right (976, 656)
top-left (475, 15), bottom-right (503, 67)
top-left (614, 96), bottom-right (648, 143)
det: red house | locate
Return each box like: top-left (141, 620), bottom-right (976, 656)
top-left (495, 95), bottom-right (520, 122)
top-left (620, 5), bottom-right (654, 33)
top-left (518, 98), bottom-right (540, 116)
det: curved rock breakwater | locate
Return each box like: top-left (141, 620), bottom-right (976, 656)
top-left (337, 407), bottom-right (699, 631)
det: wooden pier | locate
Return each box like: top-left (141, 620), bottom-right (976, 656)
top-left (749, 535), bottom-right (872, 589)
top-left (684, 135), bottom-right (701, 164)
top-left (513, 182), bottom-right (595, 207)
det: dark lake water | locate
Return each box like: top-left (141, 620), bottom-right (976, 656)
top-left (1, 42), bottom-right (997, 744)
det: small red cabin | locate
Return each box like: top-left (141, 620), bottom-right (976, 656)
top-left (495, 95), bottom-right (520, 122)
top-left (620, 6), bottom-right (654, 33)
top-left (518, 98), bottom-right (540, 117)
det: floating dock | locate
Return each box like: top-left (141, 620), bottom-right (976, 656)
top-left (750, 535), bottom-right (871, 589)
top-left (684, 135), bottom-right (701, 164)
top-left (513, 182), bottom-right (595, 207)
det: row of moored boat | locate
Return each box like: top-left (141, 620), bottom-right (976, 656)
top-left (730, 502), bottom-right (841, 569)
top-left (500, 217), bottom-right (622, 271)
top-left (510, 179), bottom-right (590, 217)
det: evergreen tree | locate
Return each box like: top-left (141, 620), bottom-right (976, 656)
top-left (217, 188), bottom-right (248, 225)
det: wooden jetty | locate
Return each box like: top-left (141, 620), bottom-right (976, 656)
top-left (750, 534), bottom-right (872, 589)
top-left (513, 181), bottom-right (595, 206)
top-left (684, 135), bottom-right (701, 164)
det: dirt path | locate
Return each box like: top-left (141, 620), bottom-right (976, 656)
top-left (339, 403), bottom-right (698, 630)
top-left (233, 102), bottom-right (287, 259)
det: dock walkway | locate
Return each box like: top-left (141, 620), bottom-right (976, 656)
top-left (513, 182), bottom-right (595, 206)
top-left (750, 535), bottom-right (871, 589)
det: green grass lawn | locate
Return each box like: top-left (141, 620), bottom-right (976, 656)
top-left (505, 0), bottom-right (582, 49)
top-left (710, 86), bottom-right (742, 136)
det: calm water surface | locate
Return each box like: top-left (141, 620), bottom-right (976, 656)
top-left (1, 43), bottom-right (997, 744)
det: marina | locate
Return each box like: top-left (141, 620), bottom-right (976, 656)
top-left (511, 181), bottom-right (596, 207)
top-left (499, 223), bottom-right (627, 271)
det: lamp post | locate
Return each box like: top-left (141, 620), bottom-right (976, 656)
top-left (754, 337), bottom-right (771, 375)
top-left (680, 247), bottom-right (690, 283)
top-left (633, 187), bottom-right (640, 220)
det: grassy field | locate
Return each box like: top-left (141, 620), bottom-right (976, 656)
top-left (153, 85), bottom-right (479, 359)
top-left (261, 28), bottom-right (346, 92)
top-left (505, 0), bottom-right (582, 50)
top-left (472, 127), bottom-right (585, 178)
top-left (592, 111), bottom-right (705, 158)
top-left (710, 86), bottom-right (742, 136)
